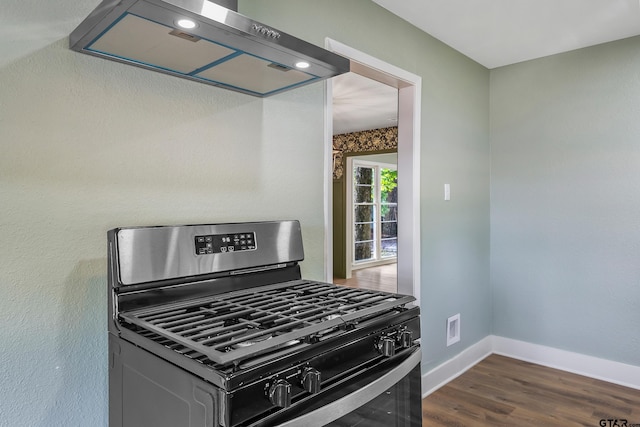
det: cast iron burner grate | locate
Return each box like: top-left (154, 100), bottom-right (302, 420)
top-left (119, 279), bottom-right (414, 366)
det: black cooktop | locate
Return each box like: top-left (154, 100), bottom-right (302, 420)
top-left (120, 279), bottom-right (415, 366)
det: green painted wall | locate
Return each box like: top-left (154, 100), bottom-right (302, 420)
top-left (244, 0), bottom-right (492, 373)
top-left (490, 36), bottom-right (640, 365)
top-left (333, 179), bottom-right (347, 277)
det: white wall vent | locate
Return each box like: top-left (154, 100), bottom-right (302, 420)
top-left (447, 313), bottom-right (460, 346)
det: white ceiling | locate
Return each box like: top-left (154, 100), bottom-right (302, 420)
top-left (333, 0), bottom-right (640, 135)
top-left (332, 72), bottom-right (398, 135)
top-left (372, 0), bottom-right (640, 69)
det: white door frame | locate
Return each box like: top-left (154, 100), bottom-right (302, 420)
top-left (323, 38), bottom-right (422, 303)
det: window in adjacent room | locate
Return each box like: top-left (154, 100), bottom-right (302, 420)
top-left (351, 160), bottom-right (398, 267)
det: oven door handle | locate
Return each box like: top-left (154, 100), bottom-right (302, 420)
top-left (275, 347), bottom-right (421, 427)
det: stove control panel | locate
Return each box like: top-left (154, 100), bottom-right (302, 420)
top-left (301, 367), bottom-right (321, 394)
top-left (268, 379), bottom-right (292, 408)
top-left (195, 232), bottom-right (256, 255)
top-left (376, 336), bottom-right (396, 357)
top-left (375, 328), bottom-right (414, 357)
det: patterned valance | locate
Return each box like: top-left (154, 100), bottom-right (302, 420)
top-left (332, 126), bottom-right (398, 179)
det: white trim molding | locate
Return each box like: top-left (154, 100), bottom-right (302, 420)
top-left (421, 336), bottom-right (493, 397)
top-left (492, 336), bottom-right (640, 391)
top-left (422, 335), bottom-right (640, 397)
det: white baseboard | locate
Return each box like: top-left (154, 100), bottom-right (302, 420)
top-left (421, 336), bottom-right (492, 397)
top-left (492, 335), bottom-right (640, 391)
top-left (421, 335), bottom-right (640, 397)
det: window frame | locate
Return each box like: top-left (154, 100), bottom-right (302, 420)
top-left (348, 158), bottom-right (398, 270)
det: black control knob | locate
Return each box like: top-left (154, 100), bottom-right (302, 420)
top-left (268, 379), bottom-right (292, 408)
top-left (301, 367), bottom-right (321, 394)
top-left (399, 330), bottom-right (413, 348)
top-left (377, 337), bottom-right (396, 357)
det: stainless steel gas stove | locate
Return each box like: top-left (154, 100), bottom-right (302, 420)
top-left (108, 220), bottom-right (422, 426)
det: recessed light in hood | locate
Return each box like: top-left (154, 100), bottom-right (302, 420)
top-left (175, 18), bottom-right (196, 29)
top-left (69, 0), bottom-right (350, 97)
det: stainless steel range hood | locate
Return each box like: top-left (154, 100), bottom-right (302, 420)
top-left (69, 0), bottom-right (349, 97)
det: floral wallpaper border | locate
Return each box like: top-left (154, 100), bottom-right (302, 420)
top-left (332, 126), bottom-right (398, 179)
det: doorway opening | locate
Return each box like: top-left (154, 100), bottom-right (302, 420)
top-left (330, 71), bottom-right (399, 291)
top-left (324, 39), bottom-right (421, 302)
top-left (335, 152), bottom-right (399, 293)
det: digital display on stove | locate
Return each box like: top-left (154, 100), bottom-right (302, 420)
top-left (195, 232), bottom-right (256, 255)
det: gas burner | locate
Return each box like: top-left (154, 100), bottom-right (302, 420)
top-left (321, 305), bottom-right (355, 322)
top-left (231, 332), bottom-right (272, 349)
top-left (233, 334), bottom-right (302, 351)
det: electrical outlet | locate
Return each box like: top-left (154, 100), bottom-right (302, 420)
top-left (447, 314), bottom-right (460, 346)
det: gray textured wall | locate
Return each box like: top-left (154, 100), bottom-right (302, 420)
top-left (490, 36), bottom-right (640, 365)
top-left (0, 16), bottom-right (326, 427)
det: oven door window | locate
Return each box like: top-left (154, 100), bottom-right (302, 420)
top-left (252, 348), bottom-right (422, 427)
top-left (326, 364), bottom-right (421, 426)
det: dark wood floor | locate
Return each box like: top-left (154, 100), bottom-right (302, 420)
top-left (422, 354), bottom-right (640, 426)
top-left (333, 263), bottom-right (397, 293)
top-left (335, 268), bottom-right (640, 425)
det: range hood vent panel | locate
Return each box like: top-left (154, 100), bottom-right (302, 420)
top-left (195, 54), bottom-right (315, 95)
top-left (70, 0), bottom-right (349, 97)
top-left (87, 13), bottom-right (235, 75)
